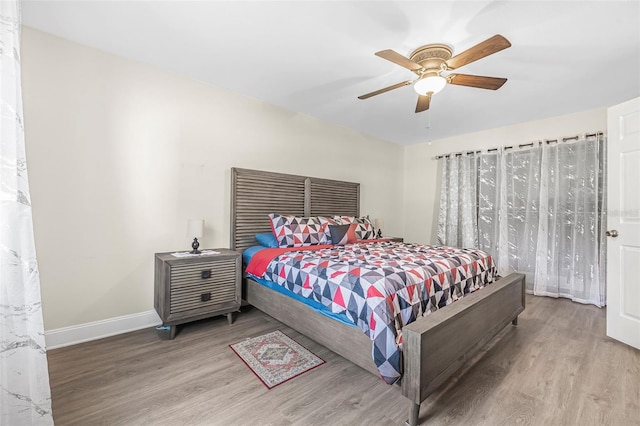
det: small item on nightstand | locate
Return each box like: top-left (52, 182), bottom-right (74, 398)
top-left (170, 249), bottom-right (220, 258)
top-left (187, 219), bottom-right (204, 254)
top-left (374, 218), bottom-right (384, 238)
top-left (191, 238), bottom-right (200, 254)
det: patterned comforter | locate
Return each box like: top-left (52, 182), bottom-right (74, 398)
top-left (246, 241), bottom-right (496, 384)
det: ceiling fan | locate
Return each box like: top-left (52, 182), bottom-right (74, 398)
top-left (358, 34), bottom-right (511, 113)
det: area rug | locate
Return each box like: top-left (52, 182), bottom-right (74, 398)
top-left (230, 330), bottom-right (325, 389)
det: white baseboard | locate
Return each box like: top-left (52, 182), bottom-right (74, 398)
top-left (45, 310), bottom-right (162, 350)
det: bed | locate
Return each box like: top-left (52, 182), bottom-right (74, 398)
top-left (230, 167), bottom-right (525, 425)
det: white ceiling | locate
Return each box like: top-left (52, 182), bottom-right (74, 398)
top-left (21, 1), bottom-right (640, 145)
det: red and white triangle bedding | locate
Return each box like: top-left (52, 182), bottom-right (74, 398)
top-left (246, 240), bottom-right (497, 385)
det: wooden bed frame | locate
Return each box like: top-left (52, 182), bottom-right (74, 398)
top-left (230, 167), bottom-right (525, 425)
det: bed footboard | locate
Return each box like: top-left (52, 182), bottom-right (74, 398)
top-left (245, 277), bottom-right (379, 376)
top-left (401, 272), bottom-right (526, 425)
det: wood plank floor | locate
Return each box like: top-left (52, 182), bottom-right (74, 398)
top-left (47, 295), bottom-right (640, 425)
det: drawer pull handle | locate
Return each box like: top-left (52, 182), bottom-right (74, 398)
top-left (201, 292), bottom-right (211, 302)
top-left (201, 270), bottom-right (212, 279)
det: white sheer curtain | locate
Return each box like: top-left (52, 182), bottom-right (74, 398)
top-left (439, 134), bottom-right (607, 307)
top-left (437, 152), bottom-right (478, 248)
top-left (534, 137), bottom-right (607, 306)
top-left (1, 1), bottom-right (54, 423)
top-left (477, 148), bottom-right (542, 282)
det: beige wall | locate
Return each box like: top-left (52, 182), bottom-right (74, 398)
top-left (21, 26), bottom-right (610, 333)
top-left (403, 108), bottom-right (607, 244)
top-left (21, 28), bottom-right (405, 331)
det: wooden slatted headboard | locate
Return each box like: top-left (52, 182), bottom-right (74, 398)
top-left (307, 177), bottom-right (359, 217)
top-left (230, 167), bottom-right (360, 252)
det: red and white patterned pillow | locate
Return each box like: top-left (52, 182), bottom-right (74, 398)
top-left (269, 214), bottom-right (330, 248)
top-left (316, 216), bottom-right (337, 244)
top-left (333, 216), bottom-right (375, 240)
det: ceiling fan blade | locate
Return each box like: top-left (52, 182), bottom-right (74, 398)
top-left (415, 94), bottom-right (431, 113)
top-left (448, 74), bottom-right (507, 90)
top-left (358, 80), bottom-right (413, 100)
top-left (446, 35), bottom-right (511, 70)
top-left (375, 49), bottom-right (423, 72)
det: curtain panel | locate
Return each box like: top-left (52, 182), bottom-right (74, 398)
top-left (533, 138), bottom-right (607, 306)
top-left (0, 1), bottom-right (54, 423)
top-left (438, 134), bottom-right (607, 307)
top-left (437, 153), bottom-right (478, 248)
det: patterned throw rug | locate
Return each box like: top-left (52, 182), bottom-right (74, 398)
top-left (230, 330), bottom-right (325, 389)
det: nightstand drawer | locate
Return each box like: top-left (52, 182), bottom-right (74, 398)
top-left (170, 278), bottom-right (237, 314)
top-left (169, 259), bottom-right (237, 288)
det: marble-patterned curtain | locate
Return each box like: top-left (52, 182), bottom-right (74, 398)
top-left (1, 1), bottom-right (54, 423)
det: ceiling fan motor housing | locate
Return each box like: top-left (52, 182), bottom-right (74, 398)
top-left (409, 44), bottom-right (453, 76)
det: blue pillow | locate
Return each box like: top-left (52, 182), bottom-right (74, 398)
top-left (255, 232), bottom-right (278, 248)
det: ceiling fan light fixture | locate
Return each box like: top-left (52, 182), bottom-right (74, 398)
top-left (414, 75), bottom-right (447, 95)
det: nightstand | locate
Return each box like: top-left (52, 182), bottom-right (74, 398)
top-left (154, 249), bottom-right (241, 339)
top-left (383, 236), bottom-right (404, 243)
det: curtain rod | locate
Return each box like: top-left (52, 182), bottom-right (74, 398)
top-left (433, 131), bottom-right (605, 160)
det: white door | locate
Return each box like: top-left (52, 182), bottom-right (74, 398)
top-left (606, 97), bottom-right (640, 350)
